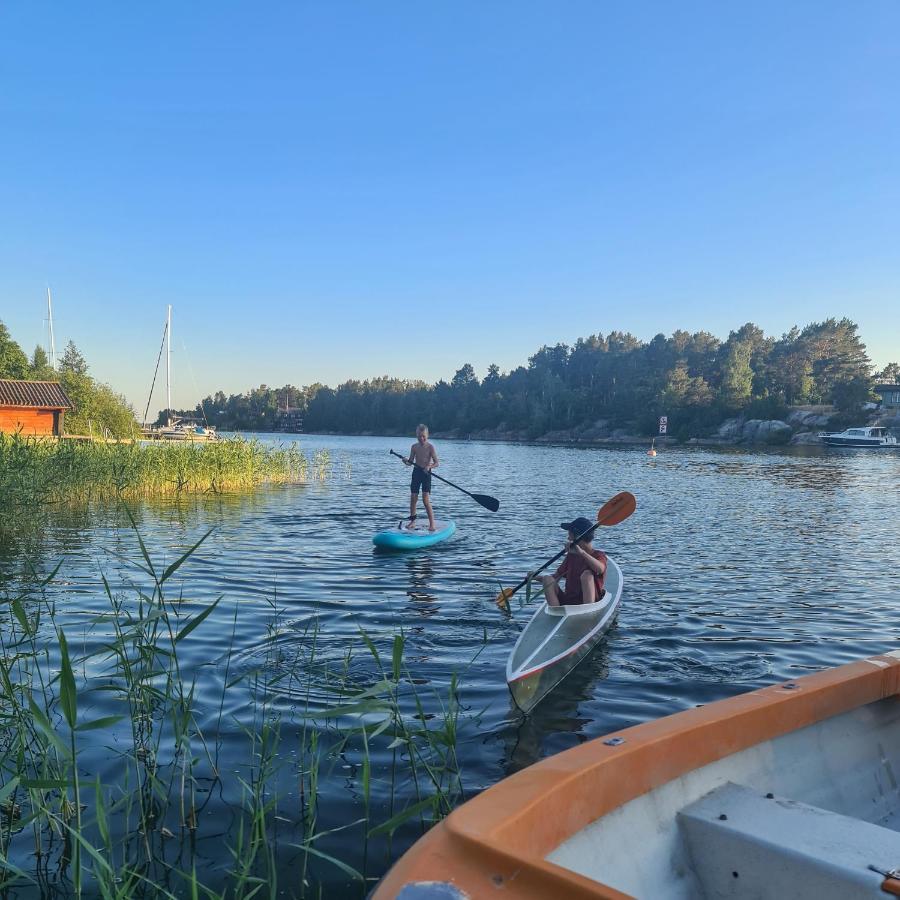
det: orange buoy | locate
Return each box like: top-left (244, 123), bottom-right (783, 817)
top-left (648, 448), bottom-right (657, 457)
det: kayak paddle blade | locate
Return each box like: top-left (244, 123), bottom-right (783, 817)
top-left (596, 491), bottom-right (637, 526)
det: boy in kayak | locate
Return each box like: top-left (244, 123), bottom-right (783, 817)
top-left (403, 424), bottom-right (439, 531)
top-left (541, 517), bottom-right (607, 606)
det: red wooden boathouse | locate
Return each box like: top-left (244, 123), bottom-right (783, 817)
top-left (0, 379), bottom-right (74, 437)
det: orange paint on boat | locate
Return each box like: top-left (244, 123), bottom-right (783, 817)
top-left (373, 652), bottom-right (900, 899)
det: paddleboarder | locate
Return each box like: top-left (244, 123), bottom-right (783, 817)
top-left (541, 517), bottom-right (607, 606)
top-left (403, 424), bottom-right (439, 532)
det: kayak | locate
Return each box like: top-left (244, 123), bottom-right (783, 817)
top-left (506, 556), bottom-right (623, 713)
top-left (373, 650), bottom-right (900, 899)
top-left (372, 519), bottom-right (456, 550)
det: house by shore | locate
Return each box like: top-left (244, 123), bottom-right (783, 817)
top-left (0, 379), bottom-right (73, 437)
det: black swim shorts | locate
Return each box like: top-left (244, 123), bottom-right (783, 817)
top-left (411, 467), bottom-right (432, 494)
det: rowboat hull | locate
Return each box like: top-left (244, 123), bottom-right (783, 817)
top-left (373, 651), bottom-right (900, 900)
top-left (507, 557), bottom-right (623, 713)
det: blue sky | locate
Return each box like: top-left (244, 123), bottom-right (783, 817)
top-left (1, 2), bottom-right (897, 411)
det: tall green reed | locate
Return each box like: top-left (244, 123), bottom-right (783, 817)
top-left (0, 520), bottom-right (473, 898)
top-left (0, 433), bottom-right (330, 508)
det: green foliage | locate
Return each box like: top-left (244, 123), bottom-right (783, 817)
top-left (30, 345), bottom-right (50, 376)
top-left (876, 362), bottom-right (900, 384)
top-left (743, 395), bottom-right (789, 422)
top-left (832, 375), bottom-right (873, 413)
top-left (0, 324), bottom-right (137, 437)
top-left (181, 319), bottom-right (876, 440)
top-left (720, 340), bottom-right (754, 407)
top-left (60, 370), bottom-right (137, 438)
top-left (0, 320), bottom-right (29, 378)
top-left (60, 340), bottom-right (88, 376)
top-left (451, 363), bottom-right (477, 387)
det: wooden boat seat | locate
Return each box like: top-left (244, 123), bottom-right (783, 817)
top-left (677, 781), bottom-right (900, 898)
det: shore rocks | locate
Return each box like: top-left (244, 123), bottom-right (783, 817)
top-left (717, 418), bottom-right (744, 440)
top-left (790, 431), bottom-right (824, 445)
top-left (716, 418), bottom-right (792, 444)
top-left (435, 411), bottom-right (862, 447)
top-left (787, 410), bottom-right (832, 429)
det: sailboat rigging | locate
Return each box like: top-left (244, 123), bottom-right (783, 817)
top-left (141, 306), bottom-right (218, 441)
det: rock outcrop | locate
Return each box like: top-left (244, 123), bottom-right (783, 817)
top-left (717, 418), bottom-right (792, 444)
top-left (790, 431), bottom-right (824, 445)
top-left (787, 410), bottom-right (832, 429)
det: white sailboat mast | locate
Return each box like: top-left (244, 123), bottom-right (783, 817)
top-left (166, 304), bottom-right (172, 426)
top-left (47, 287), bottom-right (57, 369)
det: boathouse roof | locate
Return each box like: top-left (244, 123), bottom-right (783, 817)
top-left (0, 379), bottom-right (74, 409)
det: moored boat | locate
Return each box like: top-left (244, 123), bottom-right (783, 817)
top-left (142, 418), bottom-right (218, 442)
top-left (374, 651), bottom-right (900, 899)
top-left (506, 557), bottom-right (623, 713)
top-left (818, 425), bottom-right (897, 447)
top-left (142, 305), bottom-right (218, 441)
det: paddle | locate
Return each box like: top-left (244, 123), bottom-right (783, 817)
top-left (495, 491), bottom-right (636, 607)
top-left (389, 449), bottom-right (500, 512)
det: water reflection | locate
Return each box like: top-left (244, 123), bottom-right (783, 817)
top-left (502, 645), bottom-right (612, 775)
top-left (405, 555), bottom-right (440, 615)
top-left (2, 436), bottom-right (899, 896)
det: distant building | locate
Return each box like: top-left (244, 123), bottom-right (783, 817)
top-left (0, 379), bottom-right (74, 436)
top-left (875, 384), bottom-right (900, 410)
top-left (276, 407), bottom-right (304, 433)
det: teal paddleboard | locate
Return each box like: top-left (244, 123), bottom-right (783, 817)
top-left (372, 520), bottom-right (456, 550)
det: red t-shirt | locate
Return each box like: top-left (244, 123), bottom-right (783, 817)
top-left (553, 548), bottom-right (607, 605)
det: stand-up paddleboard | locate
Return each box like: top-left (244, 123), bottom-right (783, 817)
top-left (373, 519), bottom-right (456, 550)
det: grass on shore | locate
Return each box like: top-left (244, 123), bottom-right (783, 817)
top-left (0, 433), bottom-right (330, 508)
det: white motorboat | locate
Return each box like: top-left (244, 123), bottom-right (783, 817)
top-left (818, 426), bottom-right (897, 447)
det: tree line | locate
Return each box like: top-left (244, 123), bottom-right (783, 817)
top-left (0, 321), bottom-right (136, 437)
top-left (168, 319), bottom-right (898, 441)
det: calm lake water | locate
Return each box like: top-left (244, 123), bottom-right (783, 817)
top-left (3, 434), bottom-right (900, 896)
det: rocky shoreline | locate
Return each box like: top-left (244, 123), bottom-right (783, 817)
top-left (304, 410), bottom-right (900, 448)
top-left (428, 409), bottom-right (900, 448)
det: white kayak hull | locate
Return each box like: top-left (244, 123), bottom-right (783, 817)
top-left (506, 556), bottom-right (623, 713)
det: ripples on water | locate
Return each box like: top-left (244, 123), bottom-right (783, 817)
top-left (2, 434), bottom-right (899, 894)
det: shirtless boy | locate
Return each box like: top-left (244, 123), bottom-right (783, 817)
top-left (403, 424), bottom-right (439, 531)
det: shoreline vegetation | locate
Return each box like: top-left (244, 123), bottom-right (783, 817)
top-left (3, 316), bottom-right (898, 446)
top-left (0, 531), bottom-right (468, 897)
top-left (1, 322), bottom-right (137, 439)
top-left (163, 319), bottom-right (898, 444)
top-left (0, 433), bottom-right (330, 510)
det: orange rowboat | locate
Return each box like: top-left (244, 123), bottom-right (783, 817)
top-left (373, 651), bottom-right (900, 899)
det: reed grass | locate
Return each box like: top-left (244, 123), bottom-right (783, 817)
top-left (0, 523), bottom-right (470, 898)
top-left (0, 432), bottom-right (330, 508)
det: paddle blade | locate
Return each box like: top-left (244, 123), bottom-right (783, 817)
top-left (473, 493), bottom-right (500, 513)
top-left (596, 491), bottom-right (637, 526)
top-left (495, 587), bottom-right (515, 606)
